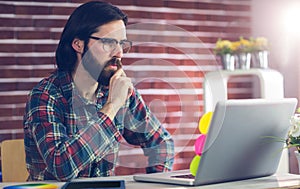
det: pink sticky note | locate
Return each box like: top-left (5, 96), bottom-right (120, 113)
top-left (194, 134), bottom-right (206, 155)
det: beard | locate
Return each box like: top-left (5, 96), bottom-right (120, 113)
top-left (97, 57), bottom-right (122, 86)
top-left (81, 47), bottom-right (122, 86)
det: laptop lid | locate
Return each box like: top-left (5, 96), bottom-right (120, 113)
top-left (133, 98), bottom-right (298, 186)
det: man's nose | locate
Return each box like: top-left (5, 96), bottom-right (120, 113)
top-left (111, 44), bottom-right (123, 58)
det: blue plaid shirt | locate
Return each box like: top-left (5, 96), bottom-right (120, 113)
top-left (23, 70), bottom-right (174, 181)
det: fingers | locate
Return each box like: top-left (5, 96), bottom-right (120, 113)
top-left (108, 69), bottom-right (133, 104)
top-left (113, 68), bottom-right (127, 78)
top-left (127, 86), bottom-right (133, 99)
top-left (109, 68), bottom-right (128, 89)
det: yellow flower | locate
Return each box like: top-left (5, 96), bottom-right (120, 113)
top-left (251, 37), bottom-right (268, 51)
top-left (215, 39), bottom-right (232, 49)
top-left (231, 41), bottom-right (240, 52)
top-left (240, 38), bottom-right (251, 47)
top-left (214, 39), bottom-right (233, 55)
top-left (214, 36), bottom-right (269, 55)
top-left (232, 37), bottom-right (252, 53)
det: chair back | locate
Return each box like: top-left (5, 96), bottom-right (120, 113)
top-left (1, 139), bottom-right (29, 182)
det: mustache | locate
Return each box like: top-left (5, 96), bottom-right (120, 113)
top-left (97, 57), bottom-right (122, 86)
top-left (105, 57), bottom-right (122, 69)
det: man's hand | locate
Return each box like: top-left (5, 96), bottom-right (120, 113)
top-left (100, 69), bottom-right (133, 120)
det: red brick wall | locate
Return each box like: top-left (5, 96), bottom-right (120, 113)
top-left (0, 0), bottom-right (251, 175)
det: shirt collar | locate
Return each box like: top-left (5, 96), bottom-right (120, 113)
top-left (56, 70), bottom-right (110, 105)
top-left (56, 70), bottom-right (74, 104)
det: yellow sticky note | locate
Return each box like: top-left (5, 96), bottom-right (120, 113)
top-left (198, 111), bottom-right (213, 134)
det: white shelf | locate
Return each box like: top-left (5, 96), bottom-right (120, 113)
top-left (203, 68), bottom-right (284, 112)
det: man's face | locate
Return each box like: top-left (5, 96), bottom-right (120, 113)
top-left (81, 20), bottom-right (127, 86)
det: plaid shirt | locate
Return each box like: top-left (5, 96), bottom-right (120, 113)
top-left (23, 70), bottom-right (174, 181)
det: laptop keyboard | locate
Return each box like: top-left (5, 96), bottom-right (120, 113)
top-left (171, 174), bottom-right (195, 179)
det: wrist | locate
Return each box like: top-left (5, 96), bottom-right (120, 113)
top-left (100, 102), bottom-right (119, 120)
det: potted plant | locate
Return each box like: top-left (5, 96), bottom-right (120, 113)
top-left (214, 39), bottom-right (235, 70)
top-left (232, 37), bottom-right (252, 69)
top-left (250, 37), bottom-right (269, 68)
top-left (287, 109), bottom-right (300, 150)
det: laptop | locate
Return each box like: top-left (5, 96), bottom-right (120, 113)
top-left (133, 98), bottom-right (298, 186)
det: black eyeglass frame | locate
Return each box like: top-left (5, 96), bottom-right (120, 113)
top-left (89, 36), bottom-right (132, 53)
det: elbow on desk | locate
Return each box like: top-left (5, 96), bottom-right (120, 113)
top-left (46, 159), bottom-right (80, 182)
top-left (50, 167), bottom-right (79, 182)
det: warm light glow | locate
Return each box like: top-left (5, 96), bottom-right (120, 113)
top-left (282, 5), bottom-right (300, 35)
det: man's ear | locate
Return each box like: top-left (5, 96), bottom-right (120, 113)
top-left (72, 38), bottom-right (84, 53)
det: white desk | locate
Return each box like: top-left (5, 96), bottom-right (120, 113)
top-left (1, 174), bottom-right (300, 189)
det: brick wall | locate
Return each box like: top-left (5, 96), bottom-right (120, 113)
top-left (0, 0), bottom-right (251, 175)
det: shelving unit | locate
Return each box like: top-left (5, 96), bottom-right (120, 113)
top-left (203, 69), bottom-right (284, 112)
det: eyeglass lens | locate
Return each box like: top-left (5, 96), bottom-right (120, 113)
top-left (90, 37), bottom-right (132, 53)
top-left (104, 40), bottom-right (131, 53)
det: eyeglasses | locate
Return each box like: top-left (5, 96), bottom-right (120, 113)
top-left (89, 36), bottom-right (132, 53)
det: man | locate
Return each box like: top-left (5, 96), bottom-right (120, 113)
top-left (23, 1), bottom-right (174, 181)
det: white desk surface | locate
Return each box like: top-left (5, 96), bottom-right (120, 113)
top-left (2, 173), bottom-right (300, 189)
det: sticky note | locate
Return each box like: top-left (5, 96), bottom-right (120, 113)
top-left (189, 155), bottom-right (201, 176)
top-left (194, 134), bottom-right (207, 155)
top-left (199, 111), bottom-right (213, 134)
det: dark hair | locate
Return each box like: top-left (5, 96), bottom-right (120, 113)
top-left (55, 1), bottom-right (128, 73)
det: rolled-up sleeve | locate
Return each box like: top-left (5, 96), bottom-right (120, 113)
top-left (120, 89), bottom-right (174, 172)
